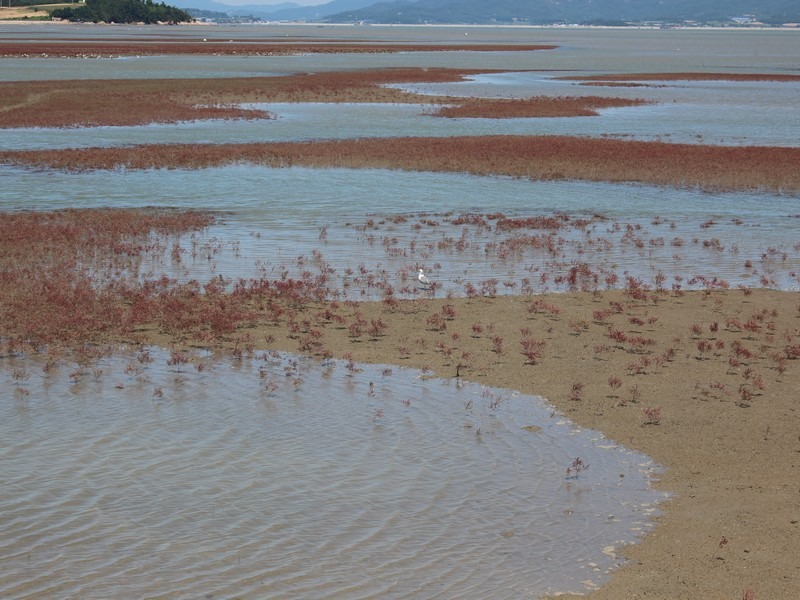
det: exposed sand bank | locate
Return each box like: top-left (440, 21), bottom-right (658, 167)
top-left (244, 289), bottom-right (799, 600)
top-left (44, 284), bottom-right (797, 599)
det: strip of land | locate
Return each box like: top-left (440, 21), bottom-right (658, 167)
top-left (0, 40), bottom-right (556, 58)
top-left (3, 136), bottom-right (798, 193)
top-left (0, 69), bottom-right (647, 127)
top-left (561, 72), bottom-right (800, 88)
top-left (561, 72), bottom-right (800, 82)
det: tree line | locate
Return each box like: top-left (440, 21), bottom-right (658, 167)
top-left (51, 0), bottom-right (192, 23)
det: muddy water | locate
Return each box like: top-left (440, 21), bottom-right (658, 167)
top-left (1, 349), bottom-right (664, 598)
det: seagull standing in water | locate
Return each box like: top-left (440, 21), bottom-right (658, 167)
top-left (418, 268), bottom-right (432, 289)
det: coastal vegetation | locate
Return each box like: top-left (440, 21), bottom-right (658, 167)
top-left (0, 68), bottom-right (623, 127)
top-left (2, 205), bottom-right (798, 600)
top-left (3, 68), bottom-right (794, 130)
top-left (49, 0), bottom-right (191, 23)
top-left (0, 41), bottom-right (556, 58)
top-left (3, 136), bottom-right (799, 194)
top-left (2, 68), bottom-right (798, 194)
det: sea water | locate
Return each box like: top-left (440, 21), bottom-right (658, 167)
top-left (1, 349), bottom-right (664, 598)
top-left (1, 25), bottom-right (798, 598)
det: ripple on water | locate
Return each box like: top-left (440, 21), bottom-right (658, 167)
top-left (0, 349), bottom-right (666, 599)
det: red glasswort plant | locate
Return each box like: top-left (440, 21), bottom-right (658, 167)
top-left (566, 457), bottom-right (589, 479)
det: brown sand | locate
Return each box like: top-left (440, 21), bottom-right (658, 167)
top-left (139, 288), bottom-right (799, 599)
top-left (256, 290), bottom-right (800, 600)
top-left (2, 210), bottom-right (797, 597)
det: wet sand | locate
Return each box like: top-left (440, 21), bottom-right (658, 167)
top-left (5, 211), bottom-right (796, 596)
top-left (137, 286), bottom-right (800, 599)
top-left (312, 291), bottom-right (798, 598)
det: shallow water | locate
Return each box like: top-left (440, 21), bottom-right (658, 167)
top-left (2, 166), bottom-right (798, 296)
top-left (0, 349), bottom-right (664, 599)
top-left (2, 24), bottom-right (799, 80)
top-left (2, 75), bottom-right (799, 149)
top-left (2, 25), bottom-right (799, 150)
top-left (1, 25), bottom-right (798, 598)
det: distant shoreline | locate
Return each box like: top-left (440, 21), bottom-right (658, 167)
top-left (0, 16), bottom-right (798, 30)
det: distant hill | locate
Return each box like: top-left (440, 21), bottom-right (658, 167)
top-left (52, 0), bottom-right (193, 23)
top-left (170, 0), bottom-right (289, 15)
top-left (266, 0), bottom-right (377, 21)
top-left (170, 0), bottom-right (375, 20)
top-left (324, 0), bottom-right (800, 25)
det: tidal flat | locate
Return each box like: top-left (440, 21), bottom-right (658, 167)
top-left (1, 23), bottom-right (799, 599)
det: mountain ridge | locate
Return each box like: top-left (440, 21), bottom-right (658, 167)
top-left (327, 0), bottom-right (800, 26)
top-left (174, 0), bottom-right (800, 25)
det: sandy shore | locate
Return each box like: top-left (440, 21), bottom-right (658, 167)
top-left (181, 288), bottom-right (798, 599)
top-left (1, 202), bottom-right (797, 600)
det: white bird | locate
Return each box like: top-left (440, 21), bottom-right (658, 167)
top-left (418, 268), bottom-right (432, 288)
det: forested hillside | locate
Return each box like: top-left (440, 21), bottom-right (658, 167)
top-left (327, 0), bottom-right (800, 25)
top-left (51, 0), bottom-right (192, 23)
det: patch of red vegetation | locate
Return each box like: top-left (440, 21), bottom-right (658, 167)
top-left (3, 136), bottom-right (798, 193)
top-left (433, 95), bottom-right (651, 118)
top-left (0, 41), bottom-right (556, 58)
top-left (560, 72), bottom-right (800, 83)
top-left (0, 68), bottom-right (647, 128)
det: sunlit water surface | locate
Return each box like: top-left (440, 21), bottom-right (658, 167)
top-left (1, 350), bottom-right (664, 599)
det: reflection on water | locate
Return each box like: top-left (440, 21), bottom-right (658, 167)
top-left (0, 348), bottom-right (665, 599)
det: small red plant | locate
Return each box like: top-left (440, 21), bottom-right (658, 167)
top-left (568, 382), bottom-right (584, 401)
top-left (368, 319), bottom-right (388, 338)
top-left (566, 457), bottom-right (589, 479)
top-left (641, 406), bottom-right (662, 425)
top-left (426, 312), bottom-right (447, 332)
top-left (440, 304), bottom-right (457, 320)
top-left (520, 337), bottom-right (546, 365)
top-left (607, 328), bottom-right (627, 343)
top-left (167, 350), bottom-right (189, 370)
top-left (628, 384), bottom-right (642, 404)
top-left (491, 335), bottom-right (505, 355)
